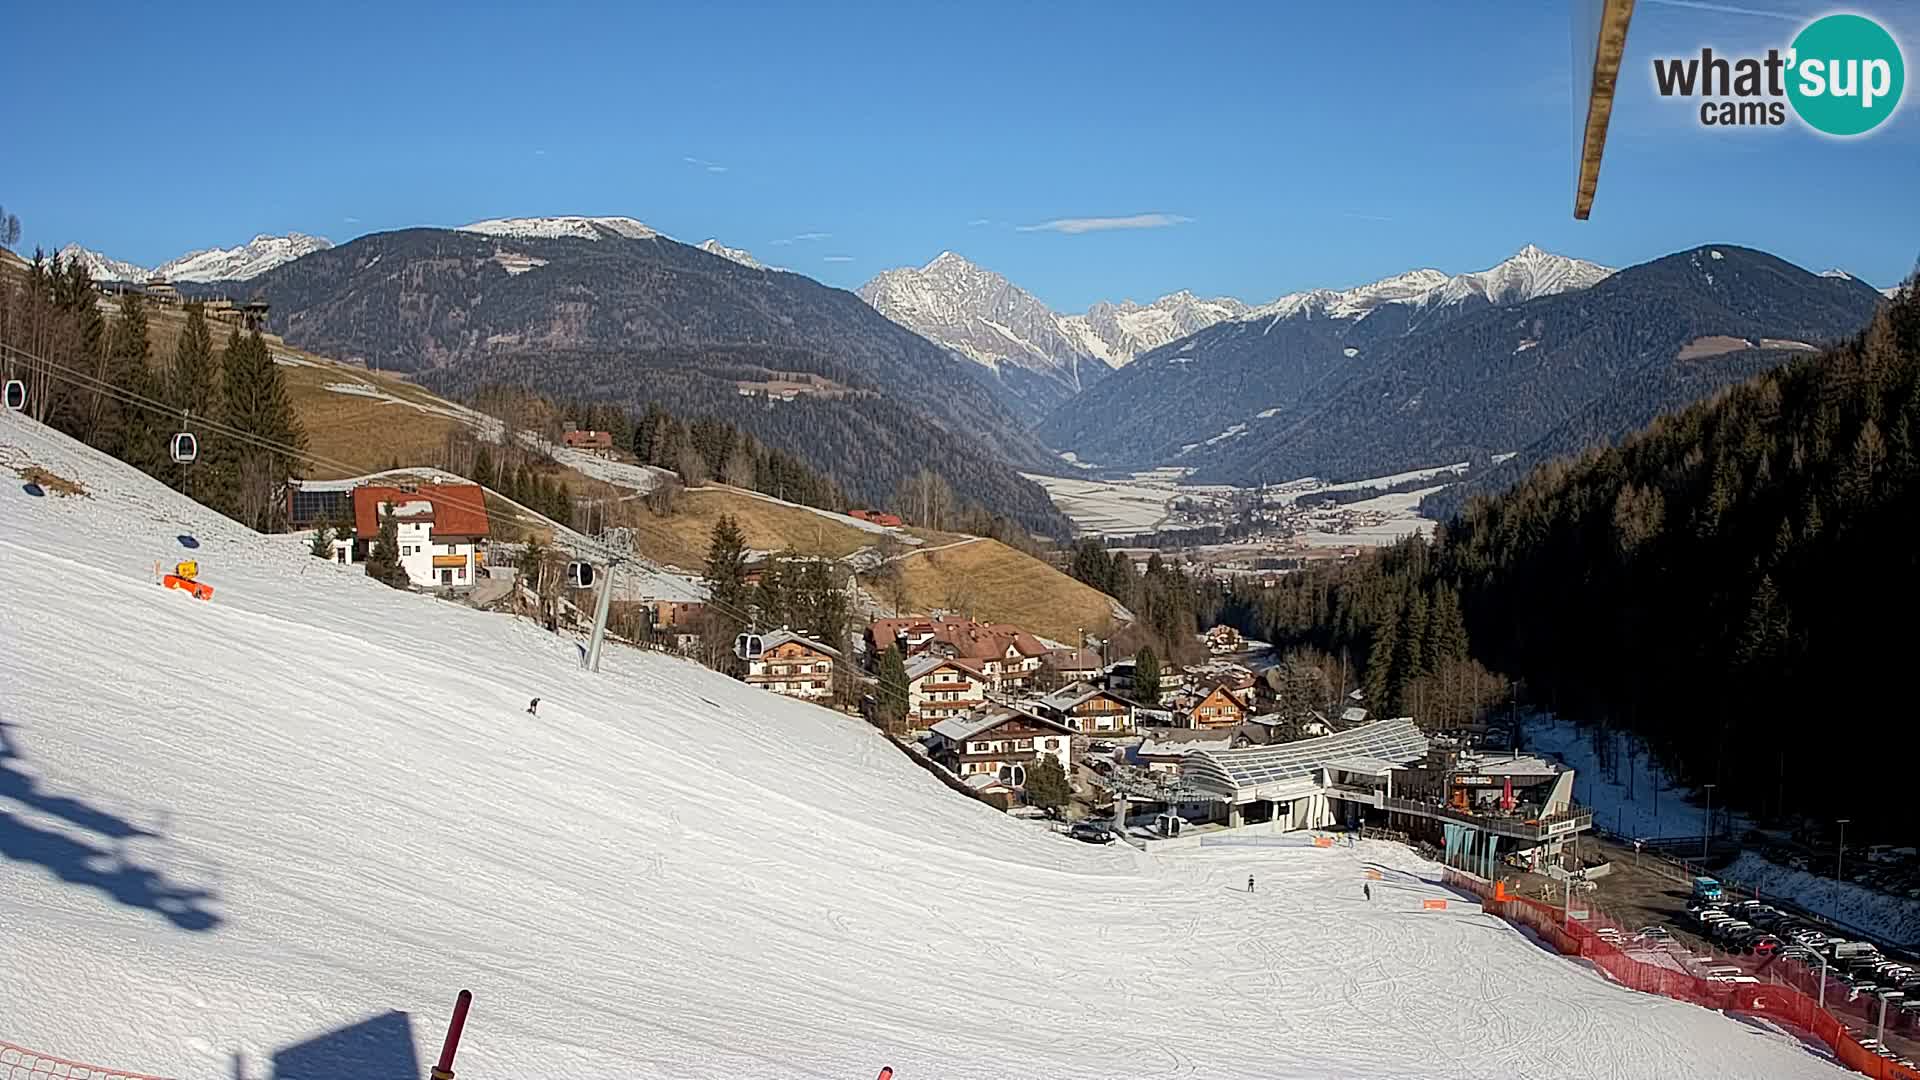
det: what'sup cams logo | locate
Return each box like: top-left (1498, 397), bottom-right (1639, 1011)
top-left (1652, 12), bottom-right (1905, 135)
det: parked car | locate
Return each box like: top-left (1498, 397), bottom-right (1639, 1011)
top-left (1067, 820), bottom-right (1115, 845)
top-left (1752, 936), bottom-right (1783, 957)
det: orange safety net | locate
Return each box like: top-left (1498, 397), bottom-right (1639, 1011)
top-left (1, 1043), bottom-right (173, 1080)
top-left (1444, 869), bottom-right (1920, 1080)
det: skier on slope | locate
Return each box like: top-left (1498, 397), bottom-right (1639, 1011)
top-left (526, 697), bottom-right (541, 716)
top-left (1363, 882), bottom-right (1372, 902)
top-left (1248, 874), bottom-right (1255, 894)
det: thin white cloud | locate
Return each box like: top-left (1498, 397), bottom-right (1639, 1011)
top-left (343, 216), bottom-right (361, 224)
top-left (1640, 0), bottom-right (1802, 22)
top-left (822, 255), bottom-right (854, 263)
top-left (966, 218), bottom-right (992, 227)
top-left (1015, 213), bottom-right (1191, 235)
top-left (534, 149), bottom-right (548, 157)
top-left (683, 155), bottom-right (728, 173)
top-left (770, 232), bottom-right (832, 246)
top-left (1339, 211), bottom-right (1395, 223)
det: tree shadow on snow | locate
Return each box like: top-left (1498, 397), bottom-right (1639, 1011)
top-left (0, 720), bottom-right (222, 932)
top-left (269, 1010), bottom-right (421, 1080)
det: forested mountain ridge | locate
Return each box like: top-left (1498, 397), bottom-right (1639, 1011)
top-left (1045, 246), bottom-right (1883, 491)
top-left (203, 227), bottom-right (1071, 535)
top-left (1235, 280), bottom-right (1920, 830)
top-left (1206, 245), bottom-right (1884, 488)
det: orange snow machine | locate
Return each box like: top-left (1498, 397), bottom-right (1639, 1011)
top-left (162, 559), bottom-right (214, 601)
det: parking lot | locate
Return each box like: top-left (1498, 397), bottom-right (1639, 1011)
top-left (1562, 837), bottom-right (1920, 1067)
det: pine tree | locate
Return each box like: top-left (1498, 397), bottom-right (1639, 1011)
top-left (93, 290), bottom-right (152, 458)
top-left (166, 304), bottom-right (219, 495)
top-left (876, 642), bottom-right (910, 732)
top-left (120, 362), bottom-right (170, 477)
top-left (309, 523), bottom-right (334, 558)
top-left (1133, 646), bottom-right (1162, 703)
top-left (221, 327), bottom-right (306, 530)
top-left (363, 510), bottom-right (410, 589)
top-left (1023, 754), bottom-right (1071, 819)
top-left (703, 514), bottom-right (751, 670)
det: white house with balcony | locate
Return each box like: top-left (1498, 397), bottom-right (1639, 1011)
top-left (926, 708), bottom-right (1074, 789)
top-left (348, 482), bottom-right (491, 591)
top-left (903, 654), bottom-right (989, 728)
top-left (745, 630), bottom-right (841, 701)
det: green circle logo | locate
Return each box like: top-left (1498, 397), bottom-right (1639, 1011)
top-left (1788, 14), bottom-right (1905, 136)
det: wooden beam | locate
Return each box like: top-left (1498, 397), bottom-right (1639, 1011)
top-left (1574, 0), bottom-right (1638, 220)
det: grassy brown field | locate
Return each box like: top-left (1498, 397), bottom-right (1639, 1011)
top-left (615, 487), bottom-right (896, 568)
top-left (877, 538), bottom-right (1117, 642)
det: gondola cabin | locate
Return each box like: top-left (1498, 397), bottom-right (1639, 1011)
top-left (568, 561), bottom-right (595, 589)
top-left (3, 379), bottom-right (23, 411)
top-left (170, 432), bottom-right (198, 464)
top-left (733, 632), bottom-right (764, 662)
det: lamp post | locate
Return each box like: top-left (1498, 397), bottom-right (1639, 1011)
top-left (1701, 783), bottom-right (1717, 859)
top-left (1835, 818), bottom-right (1850, 900)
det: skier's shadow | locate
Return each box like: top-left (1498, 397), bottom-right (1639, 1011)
top-left (0, 719), bottom-right (221, 932)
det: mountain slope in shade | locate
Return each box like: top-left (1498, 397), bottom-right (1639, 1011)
top-left (1039, 246), bottom-right (1617, 468)
top-left (55, 243), bottom-right (148, 283)
top-left (227, 227), bottom-right (1070, 534)
top-left (1199, 245), bottom-right (1885, 491)
top-left (698, 238), bottom-right (763, 269)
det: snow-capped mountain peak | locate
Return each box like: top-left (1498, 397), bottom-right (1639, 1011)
top-left (156, 233), bottom-right (333, 282)
top-left (458, 216), bottom-right (661, 242)
top-left (51, 233), bottom-right (331, 284)
top-left (698, 238), bottom-right (763, 269)
top-left (55, 244), bottom-right (149, 283)
top-left (1238, 246), bottom-right (1611, 328)
top-left (860, 252), bottom-right (1250, 381)
top-left (1820, 268), bottom-right (1855, 281)
top-left (1430, 245), bottom-right (1613, 307)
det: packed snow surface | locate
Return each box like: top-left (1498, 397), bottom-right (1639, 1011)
top-left (0, 411), bottom-right (1852, 1079)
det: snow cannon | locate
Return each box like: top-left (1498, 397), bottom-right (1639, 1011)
top-left (162, 559), bottom-right (214, 601)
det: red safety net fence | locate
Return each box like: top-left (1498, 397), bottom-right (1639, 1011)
top-left (0, 1043), bottom-right (171, 1080)
top-left (1444, 869), bottom-right (1920, 1080)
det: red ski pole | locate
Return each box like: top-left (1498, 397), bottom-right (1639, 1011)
top-left (876, 1069), bottom-right (894, 1080)
top-left (431, 989), bottom-right (472, 1080)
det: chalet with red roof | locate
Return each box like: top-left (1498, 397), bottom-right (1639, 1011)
top-left (867, 615), bottom-right (1051, 692)
top-left (347, 483), bottom-right (491, 591)
top-left (561, 429), bottom-right (615, 457)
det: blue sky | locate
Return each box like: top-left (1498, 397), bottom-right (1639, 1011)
top-left (6, 0), bottom-right (1915, 310)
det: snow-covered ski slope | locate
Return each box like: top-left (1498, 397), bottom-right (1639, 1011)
top-left (0, 412), bottom-right (1850, 1080)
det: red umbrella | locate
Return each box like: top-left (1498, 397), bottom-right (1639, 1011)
top-left (1502, 775), bottom-right (1514, 811)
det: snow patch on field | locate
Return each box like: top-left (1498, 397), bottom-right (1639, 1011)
top-left (0, 410), bottom-right (1856, 1079)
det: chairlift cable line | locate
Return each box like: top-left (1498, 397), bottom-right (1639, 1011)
top-left (5, 341), bottom-right (947, 702)
top-left (0, 340), bottom-right (634, 563)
